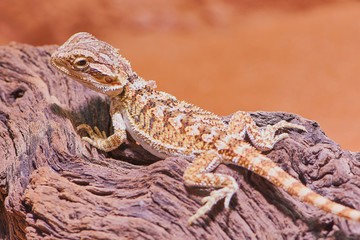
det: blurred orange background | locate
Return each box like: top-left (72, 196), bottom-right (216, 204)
top-left (1, 0), bottom-right (359, 151)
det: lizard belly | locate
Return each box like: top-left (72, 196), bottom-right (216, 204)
top-left (120, 109), bottom-right (171, 159)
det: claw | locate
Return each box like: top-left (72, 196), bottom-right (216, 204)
top-left (102, 130), bottom-right (107, 138)
top-left (81, 136), bottom-right (94, 145)
top-left (274, 133), bottom-right (289, 142)
top-left (276, 121), bottom-right (307, 133)
top-left (93, 126), bottom-right (107, 138)
top-left (188, 186), bottom-right (237, 226)
top-left (224, 195), bottom-right (232, 209)
top-left (188, 215), bottom-right (198, 226)
top-left (94, 126), bottom-right (102, 136)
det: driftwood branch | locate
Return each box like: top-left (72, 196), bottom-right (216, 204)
top-left (0, 43), bottom-right (360, 239)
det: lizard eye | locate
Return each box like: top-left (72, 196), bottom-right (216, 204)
top-left (104, 76), bottom-right (113, 83)
top-left (73, 57), bottom-right (89, 70)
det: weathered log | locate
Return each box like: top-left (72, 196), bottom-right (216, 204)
top-left (0, 43), bottom-right (360, 239)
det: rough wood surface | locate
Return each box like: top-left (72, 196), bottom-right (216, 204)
top-left (1, 43), bottom-right (360, 240)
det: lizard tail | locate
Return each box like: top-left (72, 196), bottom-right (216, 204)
top-left (231, 145), bottom-right (360, 222)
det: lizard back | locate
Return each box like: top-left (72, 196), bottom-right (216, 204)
top-left (114, 77), bottom-right (229, 158)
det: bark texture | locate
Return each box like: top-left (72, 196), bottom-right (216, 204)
top-left (0, 43), bottom-right (360, 240)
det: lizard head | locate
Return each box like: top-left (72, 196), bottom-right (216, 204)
top-left (51, 32), bottom-right (133, 96)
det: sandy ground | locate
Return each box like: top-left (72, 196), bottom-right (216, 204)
top-left (0, 0), bottom-right (359, 151)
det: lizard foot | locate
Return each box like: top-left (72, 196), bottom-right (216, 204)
top-left (76, 124), bottom-right (126, 151)
top-left (188, 186), bottom-right (237, 226)
top-left (254, 121), bottom-right (306, 151)
top-left (77, 124), bottom-right (107, 147)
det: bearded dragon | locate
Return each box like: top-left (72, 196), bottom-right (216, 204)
top-left (50, 32), bottom-right (360, 225)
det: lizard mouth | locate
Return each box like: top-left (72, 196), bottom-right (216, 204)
top-left (50, 54), bottom-right (76, 77)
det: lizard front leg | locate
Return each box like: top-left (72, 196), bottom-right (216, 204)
top-left (228, 111), bottom-right (306, 151)
top-left (77, 112), bottom-right (127, 152)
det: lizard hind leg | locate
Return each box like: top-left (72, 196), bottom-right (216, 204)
top-left (184, 150), bottom-right (238, 226)
top-left (229, 111), bottom-right (306, 151)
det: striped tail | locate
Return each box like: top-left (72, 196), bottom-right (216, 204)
top-left (233, 146), bottom-right (360, 221)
